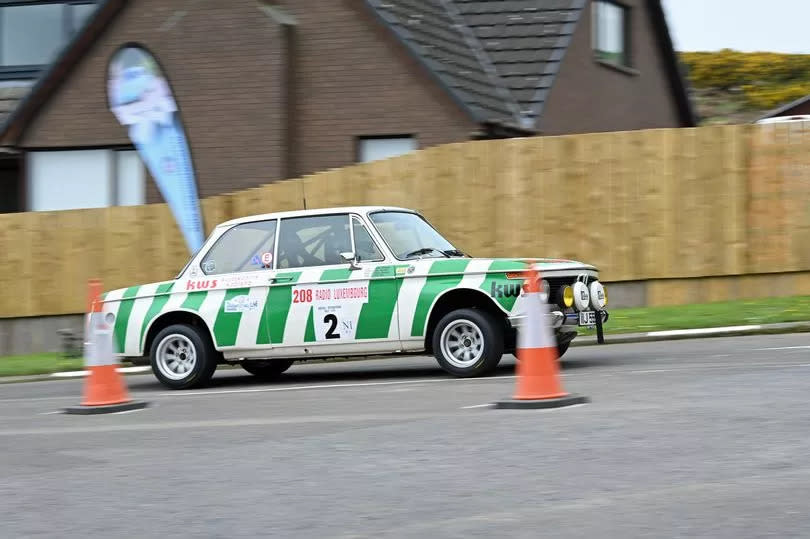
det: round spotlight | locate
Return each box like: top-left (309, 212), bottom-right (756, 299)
top-left (572, 281), bottom-right (590, 311)
top-left (589, 281), bottom-right (607, 310)
top-left (559, 285), bottom-right (574, 308)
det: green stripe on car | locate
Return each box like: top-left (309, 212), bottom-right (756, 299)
top-left (355, 265), bottom-right (406, 339)
top-left (320, 268), bottom-right (352, 282)
top-left (181, 291), bottom-right (207, 311)
top-left (304, 306), bottom-right (316, 342)
top-left (258, 272), bottom-right (302, 345)
top-left (213, 288), bottom-right (250, 347)
top-left (410, 259), bottom-right (470, 337)
top-left (479, 259), bottom-right (527, 311)
top-left (112, 286), bottom-right (140, 354)
top-left (139, 282), bottom-right (175, 349)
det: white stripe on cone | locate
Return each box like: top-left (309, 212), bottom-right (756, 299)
top-left (517, 290), bottom-right (557, 350)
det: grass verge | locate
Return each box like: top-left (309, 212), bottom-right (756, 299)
top-left (2, 296), bottom-right (810, 377)
top-left (0, 354), bottom-right (84, 378)
top-left (581, 295), bottom-right (810, 335)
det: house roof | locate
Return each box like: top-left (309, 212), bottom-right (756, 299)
top-left (365, 0), bottom-right (585, 131)
top-left (452, 0), bottom-right (585, 126)
top-left (366, 0), bottom-right (694, 131)
top-left (756, 94), bottom-right (810, 122)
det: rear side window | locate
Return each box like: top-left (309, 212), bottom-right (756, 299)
top-left (201, 220), bottom-right (277, 275)
top-left (277, 214), bottom-right (352, 269)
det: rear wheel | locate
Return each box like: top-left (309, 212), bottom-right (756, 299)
top-left (241, 359), bottom-right (295, 379)
top-left (150, 324), bottom-right (217, 390)
top-left (432, 308), bottom-right (504, 377)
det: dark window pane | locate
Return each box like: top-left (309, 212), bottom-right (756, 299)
top-left (1, 4), bottom-right (65, 66)
top-left (277, 215), bottom-right (352, 269)
top-left (71, 2), bottom-right (97, 34)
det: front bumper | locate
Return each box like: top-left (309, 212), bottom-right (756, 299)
top-left (509, 309), bottom-right (609, 331)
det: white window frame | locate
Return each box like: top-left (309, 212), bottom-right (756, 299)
top-left (592, 0), bottom-right (631, 68)
top-left (26, 147), bottom-right (146, 211)
top-left (357, 135), bottom-right (417, 163)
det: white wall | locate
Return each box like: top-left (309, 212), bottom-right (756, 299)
top-left (28, 149), bottom-right (146, 211)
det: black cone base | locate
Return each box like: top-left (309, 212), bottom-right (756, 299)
top-left (493, 393), bottom-right (589, 409)
top-left (63, 400), bottom-right (149, 415)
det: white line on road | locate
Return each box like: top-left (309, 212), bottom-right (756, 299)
top-left (50, 366), bottom-right (151, 378)
top-left (754, 346), bottom-right (810, 351)
top-left (159, 375), bottom-right (518, 397)
top-left (647, 325), bottom-right (761, 337)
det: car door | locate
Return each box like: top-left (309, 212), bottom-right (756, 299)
top-left (265, 213), bottom-right (400, 356)
top-left (191, 218), bottom-right (277, 357)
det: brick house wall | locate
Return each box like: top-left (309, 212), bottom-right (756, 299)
top-left (20, 0), bottom-right (476, 202)
top-left (539, 0), bottom-right (681, 135)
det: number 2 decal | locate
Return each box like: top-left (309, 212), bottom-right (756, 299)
top-left (324, 314), bottom-right (340, 339)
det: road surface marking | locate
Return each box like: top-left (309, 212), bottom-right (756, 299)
top-left (647, 325), bottom-right (761, 337)
top-left (159, 375), bottom-right (518, 397)
top-left (754, 346), bottom-right (810, 351)
top-left (50, 366), bottom-right (150, 378)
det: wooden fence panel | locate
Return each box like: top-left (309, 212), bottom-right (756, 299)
top-left (8, 123), bottom-right (810, 317)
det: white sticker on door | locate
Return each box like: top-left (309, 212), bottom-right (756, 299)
top-left (293, 283), bottom-right (370, 342)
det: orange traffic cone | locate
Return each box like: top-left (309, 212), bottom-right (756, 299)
top-left (494, 262), bottom-right (589, 409)
top-left (64, 279), bottom-right (148, 415)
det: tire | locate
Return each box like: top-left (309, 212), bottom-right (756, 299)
top-left (432, 308), bottom-right (504, 377)
top-left (557, 339), bottom-right (571, 358)
top-left (150, 324), bottom-right (218, 390)
top-left (241, 359), bottom-right (295, 379)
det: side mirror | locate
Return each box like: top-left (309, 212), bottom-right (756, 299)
top-left (340, 251), bottom-right (361, 270)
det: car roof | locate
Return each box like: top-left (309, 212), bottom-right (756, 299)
top-left (216, 206), bottom-right (418, 228)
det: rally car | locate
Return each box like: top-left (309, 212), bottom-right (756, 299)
top-left (99, 206), bottom-right (609, 389)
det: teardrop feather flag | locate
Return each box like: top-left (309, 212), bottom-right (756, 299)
top-left (107, 44), bottom-right (205, 255)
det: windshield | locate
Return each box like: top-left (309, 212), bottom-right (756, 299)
top-left (369, 211), bottom-right (462, 259)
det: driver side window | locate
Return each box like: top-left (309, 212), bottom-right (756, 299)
top-left (352, 218), bottom-right (384, 262)
top-left (276, 214), bottom-right (353, 269)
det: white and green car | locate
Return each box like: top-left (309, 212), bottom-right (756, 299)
top-left (99, 206), bottom-right (609, 389)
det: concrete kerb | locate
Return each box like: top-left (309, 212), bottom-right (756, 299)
top-left (2, 321), bottom-right (810, 384)
top-left (571, 321), bottom-right (810, 347)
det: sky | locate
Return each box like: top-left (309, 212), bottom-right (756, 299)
top-left (661, 0), bottom-right (810, 54)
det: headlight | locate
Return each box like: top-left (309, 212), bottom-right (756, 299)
top-left (589, 281), bottom-right (607, 310)
top-left (572, 281), bottom-right (590, 311)
top-left (559, 285), bottom-right (574, 308)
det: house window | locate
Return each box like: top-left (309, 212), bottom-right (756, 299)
top-left (357, 136), bottom-right (417, 163)
top-left (592, 0), bottom-right (630, 67)
top-left (28, 149), bottom-right (146, 211)
top-left (0, 1), bottom-right (98, 72)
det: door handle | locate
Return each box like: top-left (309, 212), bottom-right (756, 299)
top-left (269, 275), bottom-right (295, 283)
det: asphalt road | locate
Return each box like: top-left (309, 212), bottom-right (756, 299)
top-left (3, 333), bottom-right (810, 538)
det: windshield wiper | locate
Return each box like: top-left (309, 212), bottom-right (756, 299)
top-left (403, 247), bottom-right (450, 259)
top-left (441, 249), bottom-right (468, 258)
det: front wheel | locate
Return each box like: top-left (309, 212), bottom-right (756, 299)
top-left (556, 334), bottom-right (574, 358)
top-left (432, 308), bottom-right (504, 377)
top-left (150, 324), bottom-right (218, 390)
top-left (241, 359), bottom-right (295, 379)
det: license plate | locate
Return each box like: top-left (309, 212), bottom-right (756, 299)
top-left (578, 311), bottom-right (597, 326)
